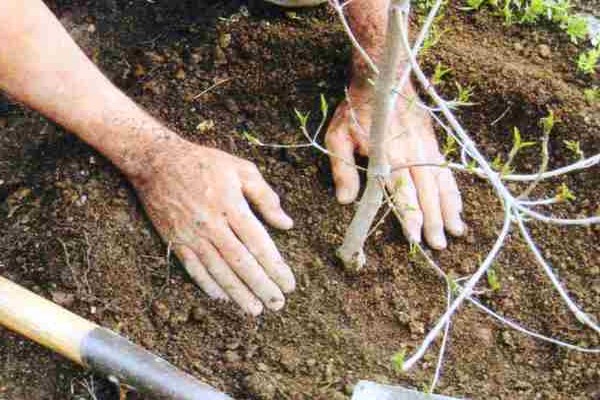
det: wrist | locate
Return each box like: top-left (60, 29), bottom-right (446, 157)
top-left (96, 111), bottom-right (187, 186)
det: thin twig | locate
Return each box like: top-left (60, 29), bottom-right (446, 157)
top-left (193, 78), bottom-right (232, 100)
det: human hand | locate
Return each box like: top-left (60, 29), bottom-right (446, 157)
top-left (133, 139), bottom-right (295, 315)
top-left (325, 84), bottom-right (465, 249)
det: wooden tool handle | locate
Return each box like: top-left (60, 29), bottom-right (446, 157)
top-left (0, 276), bottom-right (96, 364)
top-left (0, 276), bottom-right (232, 399)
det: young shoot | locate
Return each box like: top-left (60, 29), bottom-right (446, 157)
top-left (452, 81), bottom-right (475, 106)
top-left (442, 133), bottom-right (458, 157)
top-left (577, 46), bottom-right (600, 74)
top-left (391, 349), bottom-right (406, 373)
top-left (583, 87), bottom-right (600, 104)
top-left (242, 130), bottom-right (261, 145)
top-left (563, 139), bottom-right (584, 160)
top-left (432, 62), bottom-right (452, 85)
top-left (564, 15), bottom-right (589, 43)
top-left (486, 265), bottom-right (501, 291)
top-left (556, 182), bottom-right (576, 202)
top-left (501, 126), bottom-right (536, 175)
top-left (294, 108), bottom-right (311, 129)
top-left (462, 0), bottom-right (487, 11)
top-left (539, 109), bottom-right (556, 136)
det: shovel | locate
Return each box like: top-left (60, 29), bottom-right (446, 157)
top-left (352, 380), bottom-right (463, 400)
top-left (0, 276), bottom-right (232, 399)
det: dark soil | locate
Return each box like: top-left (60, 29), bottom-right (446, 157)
top-left (1, 1), bottom-right (598, 399)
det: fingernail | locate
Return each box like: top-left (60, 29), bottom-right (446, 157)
top-left (266, 296), bottom-right (285, 311)
top-left (337, 187), bottom-right (355, 204)
top-left (280, 269), bottom-right (296, 293)
top-left (279, 213), bottom-right (294, 230)
top-left (403, 227), bottom-right (421, 244)
top-left (448, 219), bottom-right (466, 237)
top-left (430, 233), bottom-right (447, 250)
top-left (246, 300), bottom-right (264, 317)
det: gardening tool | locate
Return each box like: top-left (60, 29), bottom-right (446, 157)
top-left (352, 380), bottom-right (463, 400)
top-left (0, 276), bottom-right (232, 400)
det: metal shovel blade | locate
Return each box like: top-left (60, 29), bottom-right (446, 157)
top-left (352, 381), bottom-right (463, 400)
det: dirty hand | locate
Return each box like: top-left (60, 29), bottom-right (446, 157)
top-left (325, 84), bottom-right (465, 249)
top-left (134, 139), bottom-right (295, 315)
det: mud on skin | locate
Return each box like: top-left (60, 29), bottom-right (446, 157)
top-left (0, 1), bottom-right (599, 399)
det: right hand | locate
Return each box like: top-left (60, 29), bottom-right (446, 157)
top-left (325, 84), bottom-right (465, 249)
top-left (132, 138), bottom-right (295, 316)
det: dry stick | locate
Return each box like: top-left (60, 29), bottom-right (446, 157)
top-left (337, 0), bottom-right (409, 270)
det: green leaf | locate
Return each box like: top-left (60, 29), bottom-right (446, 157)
top-left (563, 139), bottom-right (584, 160)
top-left (466, 159), bottom-right (478, 172)
top-left (539, 110), bottom-right (556, 135)
top-left (565, 15), bottom-right (588, 43)
top-left (577, 47), bottom-right (600, 75)
top-left (391, 349), bottom-right (406, 372)
top-left (512, 126), bottom-right (522, 148)
top-left (486, 267), bottom-right (501, 291)
top-left (432, 62), bottom-right (452, 85)
top-left (294, 108), bottom-right (310, 128)
top-left (491, 154), bottom-right (504, 171)
top-left (319, 93), bottom-right (329, 117)
top-left (556, 182), bottom-right (576, 202)
top-left (242, 130), bottom-right (260, 145)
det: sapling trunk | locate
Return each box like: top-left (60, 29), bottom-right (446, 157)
top-left (337, 0), bottom-right (408, 271)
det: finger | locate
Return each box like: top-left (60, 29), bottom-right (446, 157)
top-left (174, 244), bottom-right (229, 301)
top-left (325, 129), bottom-right (359, 204)
top-left (387, 167), bottom-right (423, 244)
top-left (240, 164), bottom-right (293, 230)
top-left (229, 201), bottom-right (296, 293)
top-left (437, 168), bottom-right (465, 237)
top-left (411, 166), bottom-right (447, 250)
top-left (191, 238), bottom-right (264, 316)
top-left (210, 224), bottom-right (286, 311)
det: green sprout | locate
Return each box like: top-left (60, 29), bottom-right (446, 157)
top-left (454, 81), bottom-right (474, 104)
top-left (539, 109), bottom-right (556, 136)
top-left (319, 93), bottom-right (329, 117)
top-left (520, 0), bottom-right (545, 23)
top-left (442, 134), bottom-right (458, 157)
top-left (448, 278), bottom-right (461, 296)
top-left (563, 139), bottom-right (584, 160)
top-left (408, 242), bottom-right (418, 260)
top-left (421, 23), bottom-right (447, 54)
top-left (463, 0), bottom-right (487, 11)
top-left (294, 108), bottom-right (310, 129)
top-left (432, 62), bottom-right (452, 85)
top-left (512, 126), bottom-right (536, 150)
top-left (466, 159), bottom-right (478, 172)
top-left (501, 0), bottom-right (515, 25)
top-left (486, 266), bottom-right (502, 291)
top-left (583, 87), bottom-right (600, 104)
top-left (242, 130), bottom-right (261, 145)
top-left (391, 349), bottom-right (406, 372)
top-left (564, 15), bottom-right (588, 43)
top-left (577, 47), bottom-right (600, 75)
top-left (501, 127), bottom-right (536, 175)
top-left (491, 154), bottom-right (504, 171)
top-left (556, 182), bottom-right (576, 202)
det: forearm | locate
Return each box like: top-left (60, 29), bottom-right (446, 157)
top-left (345, 0), bottom-right (389, 85)
top-left (0, 0), bottom-right (179, 182)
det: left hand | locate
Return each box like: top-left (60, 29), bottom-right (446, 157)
top-left (325, 83), bottom-right (465, 249)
